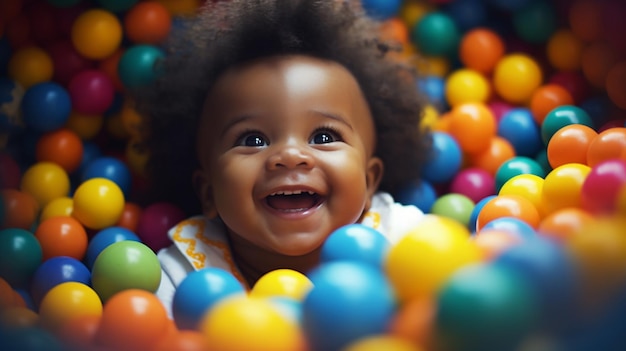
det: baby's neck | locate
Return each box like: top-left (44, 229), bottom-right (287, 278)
top-left (227, 234), bottom-right (321, 288)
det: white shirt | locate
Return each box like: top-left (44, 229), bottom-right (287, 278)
top-left (155, 191), bottom-right (424, 317)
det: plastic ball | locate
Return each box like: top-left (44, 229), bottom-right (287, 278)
top-left (547, 123), bottom-right (597, 168)
top-left (38, 281), bottom-right (103, 334)
top-left (541, 163), bottom-right (591, 215)
top-left (71, 9), bottom-right (123, 60)
top-left (385, 215), bottom-right (481, 302)
top-left (124, 1), bottom-right (172, 44)
top-left (96, 0), bottom-right (139, 13)
top-left (20, 162), bottom-right (70, 208)
top-left (495, 156), bottom-right (546, 193)
top-left (448, 102), bottom-right (496, 154)
top-left (493, 54), bottom-right (543, 104)
top-left (388, 295), bottom-right (435, 349)
top-left (0, 306), bottom-right (39, 329)
top-left (85, 226), bottom-right (140, 269)
top-left (81, 156), bottom-right (132, 197)
top-left (343, 335), bottom-right (424, 351)
top-left (95, 289), bottom-right (170, 351)
top-left (568, 0), bottom-right (602, 42)
top-left (445, 68), bottom-right (490, 107)
top-left (394, 179), bottom-right (438, 213)
top-left (411, 11), bottom-right (459, 56)
top-left (35, 128), bottom-right (84, 173)
top-left (606, 61), bottom-right (626, 110)
top-left (430, 193), bottom-right (475, 228)
top-left (303, 261), bottom-right (396, 351)
top-left (480, 216), bottom-right (538, 241)
top-left (548, 70), bottom-right (592, 104)
top-left (417, 76), bottom-right (446, 110)
top-left (488, 100), bottom-right (513, 123)
top-left (152, 330), bottom-right (212, 351)
top-left (512, 0), bottom-right (557, 44)
top-left (200, 294), bottom-right (306, 351)
top-left (98, 48), bottom-right (125, 91)
top-left (173, 268), bottom-right (245, 331)
top-left (435, 263), bottom-right (538, 351)
top-left (7, 46), bottom-right (53, 89)
top-left (421, 132), bottom-right (463, 183)
top-left (72, 177), bottom-right (125, 230)
top-left (118, 44), bottom-right (165, 88)
top-left (68, 69), bottom-right (115, 115)
top-left (449, 167), bottom-right (495, 204)
top-left (476, 194), bottom-right (541, 232)
top-left (458, 27), bottom-right (504, 74)
top-left (529, 83), bottom-right (575, 125)
top-left (498, 108), bottom-right (543, 157)
top-left (467, 136), bottom-right (516, 176)
top-left (0, 228), bottom-right (42, 288)
top-left (91, 240), bottom-right (161, 302)
top-left (21, 81), bottom-right (71, 132)
top-left (34, 215), bottom-right (88, 261)
top-left (360, 0), bottom-right (402, 20)
top-left (537, 207), bottom-right (593, 243)
top-left (472, 229), bottom-right (522, 260)
top-left (250, 269), bottom-right (313, 301)
top-left (546, 29), bottom-right (584, 71)
top-left (320, 224), bottom-right (391, 269)
top-left (47, 39), bottom-right (95, 87)
top-left (65, 111), bottom-right (104, 140)
top-left (580, 159), bottom-right (626, 214)
top-left (30, 256), bottom-right (91, 308)
top-left (135, 201), bottom-right (185, 252)
top-left (115, 202), bottom-right (143, 232)
top-left (1, 189), bottom-right (39, 230)
top-left (586, 127), bottom-right (626, 167)
top-left (541, 104), bottom-right (594, 145)
top-left (499, 173), bottom-right (545, 216)
top-left (56, 314), bottom-right (101, 351)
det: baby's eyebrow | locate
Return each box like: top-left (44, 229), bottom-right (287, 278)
top-left (309, 109), bottom-right (354, 131)
top-left (219, 114), bottom-right (256, 137)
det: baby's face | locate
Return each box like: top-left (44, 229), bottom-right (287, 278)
top-left (194, 55), bottom-right (383, 256)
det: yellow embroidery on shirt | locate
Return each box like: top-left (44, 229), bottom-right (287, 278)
top-left (172, 218), bottom-right (207, 269)
top-left (363, 210), bottom-right (381, 229)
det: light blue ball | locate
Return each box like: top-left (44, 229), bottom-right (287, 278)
top-left (395, 179), bottom-right (437, 213)
top-left (422, 132), bottom-right (463, 183)
top-left (320, 224), bottom-right (390, 269)
top-left (498, 108), bottom-right (543, 157)
top-left (85, 226), bottom-right (140, 269)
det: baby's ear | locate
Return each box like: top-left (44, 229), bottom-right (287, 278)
top-left (193, 169), bottom-right (218, 218)
top-left (364, 157), bottom-right (384, 210)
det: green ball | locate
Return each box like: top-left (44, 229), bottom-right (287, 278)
top-left (91, 240), bottom-right (161, 302)
top-left (512, 1), bottom-right (557, 44)
top-left (0, 228), bottom-right (42, 289)
top-left (541, 105), bottom-right (594, 145)
top-left (430, 193), bottom-right (475, 228)
top-left (118, 44), bottom-right (165, 89)
top-left (495, 156), bottom-right (546, 193)
top-left (435, 263), bottom-right (538, 351)
top-left (411, 12), bottom-right (459, 57)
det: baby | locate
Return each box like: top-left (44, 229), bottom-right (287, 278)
top-left (131, 0), bottom-right (431, 315)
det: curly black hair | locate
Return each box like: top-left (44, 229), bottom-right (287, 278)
top-left (132, 0), bottom-right (431, 215)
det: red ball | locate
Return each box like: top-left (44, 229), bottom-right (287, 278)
top-left (68, 69), bottom-right (116, 115)
top-left (35, 128), bottom-right (84, 174)
top-left (581, 159), bottom-right (626, 214)
top-left (124, 1), bottom-right (172, 44)
top-left (136, 202), bottom-right (186, 252)
top-left (449, 167), bottom-right (496, 204)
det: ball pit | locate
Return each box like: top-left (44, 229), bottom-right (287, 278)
top-left (2, 1), bottom-right (626, 351)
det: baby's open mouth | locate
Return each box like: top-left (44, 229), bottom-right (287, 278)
top-left (265, 190), bottom-right (322, 212)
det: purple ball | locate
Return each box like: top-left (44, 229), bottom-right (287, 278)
top-left (449, 167), bottom-right (496, 204)
top-left (68, 69), bottom-right (115, 115)
top-left (136, 202), bottom-right (186, 252)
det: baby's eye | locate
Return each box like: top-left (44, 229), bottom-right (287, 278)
top-left (310, 128), bottom-right (341, 144)
top-left (237, 133), bottom-right (268, 147)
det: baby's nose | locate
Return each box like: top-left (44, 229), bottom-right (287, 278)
top-left (266, 143), bottom-right (315, 170)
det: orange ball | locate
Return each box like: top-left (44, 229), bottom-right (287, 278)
top-left (115, 202), bottom-right (143, 232)
top-left (586, 127), bottom-right (626, 167)
top-left (546, 29), bottom-right (584, 72)
top-left (35, 128), bottom-right (84, 174)
top-left (388, 296), bottom-right (435, 349)
top-left (0, 306), bottom-right (39, 329)
top-left (473, 229), bottom-right (523, 260)
top-left (547, 124), bottom-right (598, 168)
top-left (476, 194), bottom-right (541, 231)
top-left (71, 9), bottom-right (123, 60)
top-left (529, 84), bottom-right (575, 125)
top-left (538, 207), bottom-right (594, 243)
top-left (56, 314), bottom-right (101, 351)
top-left (124, 1), bottom-right (172, 44)
top-left (1, 189), bottom-right (39, 230)
top-left (580, 41), bottom-right (617, 89)
top-left (568, 0), bottom-right (602, 42)
top-left (153, 330), bottom-right (212, 351)
top-left (467, 136), bottom-right (516, 176)
top-left (380, 17), bottom-right (409, 44)
top-left (606, 61), bottom-right (626, 110)
top-left (34, 216), bottom-right (88, 261)
top-left (95, 289), bottom-right (170, 351)
top-left (447, 102), bottom-right (497, 154)
top-left (459, 28), bottom-right (505, 74)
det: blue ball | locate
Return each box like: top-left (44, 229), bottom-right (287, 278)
top-left (303, 261), bottom-right (396, 351)
top-left (21, 82), bottom-right (71, 132)
top-left (29, 256), bottom-right (91, 307)
top-left (85, 227), bottom-right (141, 269)
top-left (422, 132), bottom-right (463, 183)
top-left (417, 75), bottom-right (447, 110)
top-left (394, 179), bottom-right (437, 213)
top-left (81, 156), bottom-right (132, 196)
top-left (75, 141), bottom-right (103, 178)
top-left (497, 108), bottom-right (543, 157)
top-left (443, 0), bottom-right (488, 31)
top-left (173, 267), bottom-right (245, 330)
top-left (468, 195), bottom-right (496, 234)
top-left (361, 0), bottom-right (402, 20)
top-left (481, 216), bottom-right (537, 240)
top-left (320, 224), bottom-right (390, 269)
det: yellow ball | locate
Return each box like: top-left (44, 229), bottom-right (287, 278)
top-left (343, 335), bottom-right (424, 351)
top-left (8, 46), bottom-right (54, 89)
top-left (400, 0), bottom-right (433, 29)
top-left (72, 178), bottom-right (125, 230)
top-left (541, 163), bottom-right (591, 215)
top-left (38, 282), bottom-right (103, 333)
top-left (499, 174), bottom-right (546, 217)
top-left (445, 68), bottom-right (491, 106)
top-left (385, 215), bottom-right (482, 302)
top-left (493, 54), bottom-right (543, 104)
top-left (71, 9), bottom-right (123, 59)
top-left (20, 162), bottom-right (70, 208)
top-left (200, 295), bottom-right (306, 351)
top-left (249, 269), bottom-right (313, 301)
top-left (40, 196), bottom-right (74, 222)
